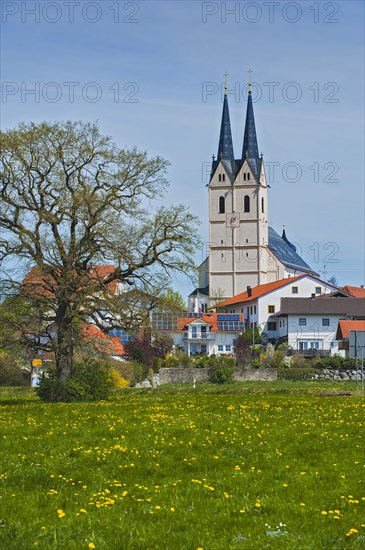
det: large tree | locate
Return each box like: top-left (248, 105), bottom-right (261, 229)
top-left (0, 121), bottom-right (199, 384)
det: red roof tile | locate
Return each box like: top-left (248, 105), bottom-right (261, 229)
top-left (336, 320), bottom-right (365, 340)
top-left (177, 313), bottom-right (243, 332)
top-left (83, 324), bottom-right (126, 355)
top-left (340, 286), bottom-right (365, 298)
top-left (217, 276), bottom-right (305, 307)
top-left (22, 265), bottom-right (119, 298)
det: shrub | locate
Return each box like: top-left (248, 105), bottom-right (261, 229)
top-left (291, 354), bottom-right (308, 369)
top-left (194, 355), bottom-right (210, 369)
top-left (0, 356), bottom-right (29, 386)
top-left (209, 356), bottom-right (236, 384)
top-left (309, 355), bottom-right (356, 370)
top-left (111, 369), bottom-right (129, 388)
top-left (278, 366), bottom-right (317, 380)
top-left (37, 358), bottom-right (114, 402)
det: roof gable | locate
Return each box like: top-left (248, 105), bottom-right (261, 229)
top-left (336, 320), bottom-right (365, 340)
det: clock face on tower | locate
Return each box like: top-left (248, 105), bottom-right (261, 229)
top-left (226, 212), bottom-right (240, 228)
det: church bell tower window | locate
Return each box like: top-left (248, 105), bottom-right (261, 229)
top-left (244, 195), bottom-right (250, 213)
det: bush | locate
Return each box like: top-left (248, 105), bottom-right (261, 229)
top-left (37, 358), bottom-right (114, 402)
top-left (209, 356), bottom-right (236, 384)
top-left (278, 366), bottom-right (317, 380)
top-left (0, 356), bottom-right (29, 386)
top-left (309, 355), bottom-right (356, 370)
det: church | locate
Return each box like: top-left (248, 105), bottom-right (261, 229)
top-left (189, 76), bottom-right (318, 313)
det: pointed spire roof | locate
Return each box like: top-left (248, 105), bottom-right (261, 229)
top-left (242, 88), bottom-right (261, 181)
top-left (282, 226), bottom-right (297, 252)
top-left (216, 87), bottom-right (235, 178)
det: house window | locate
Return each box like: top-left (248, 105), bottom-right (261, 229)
top-left (201, 344), bottom-right (207, 354)
top-left (261, 197), bottom-right (264, 213)
top-left (299, 318), bottom-right (306, 326)
top-left (315, 287), bottom-right (321, 295)
top-left (268, 305), bottom-right (275, 314)
top-left (225, 345), bottom-right (231, 352)
top-left (219, 196), bottom-right (225, 214)
top-left (218, 345), bottom-right (223, 352)
top-left (322, 318), bottom-right (330, 327)
top-left (254, 305), bottom-right (257, 314)
top-left (299, 341), bottom-right (308, 350)
top-left (250, 306), bottom-right (253, 315)
top-left (244, 195), bottom-right (250, 212)
top-left (222, 174), bottom-right (225, 181)
top-left (243, 173), bottom-right (246, 181)
top-left (247, 173), bottom-right (250, 180)
top-left (292, 286), bottom-right (298, 294)
top-left (310, 341), bottom-right (320, 349)
top-left (218, 174), bottom-right (222, 182)
top-left (268, 322), bottom-right (277, 331)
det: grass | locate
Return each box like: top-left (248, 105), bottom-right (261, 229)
top-left (0, 381), bottom-right (364, 549)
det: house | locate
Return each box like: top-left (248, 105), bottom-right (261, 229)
top-left (169, 312), bottom-right (244, 357)
top-left (214, 274), bottom-right (341, 335)
top-left (340, 286), bottom-right (365, 298)
top-left (336, 320), bottom-right (365, 355)
top-left (275, 298), bottom-right (365, 355)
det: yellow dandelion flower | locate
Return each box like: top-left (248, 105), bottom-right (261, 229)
top-left (321, 511), bottom-right (327, 515)
top-left (88, 544), bottom-right (96, 549)
top-left (170, 507), bottom-right (175, 512)
top-left (57, 509), bottom-right (65, 518)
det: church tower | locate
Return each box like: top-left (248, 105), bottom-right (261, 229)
top-left (208, 76), bottom-right (270, 299)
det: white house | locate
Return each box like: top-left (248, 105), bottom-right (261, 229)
top-left (214, 274), bottom-right (342, 336)
top-left (169, 312), bottom-right (244, 357)
top-left (275, 297), bottom-right (365, 354)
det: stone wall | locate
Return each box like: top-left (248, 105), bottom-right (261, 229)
top-left (312, 369), bottom-right (364, 381)
top-left (134, 367), bottom-right (362, 388)
top-left (134, 368), bottom-right (277, 387)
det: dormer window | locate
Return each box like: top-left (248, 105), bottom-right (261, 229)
top-left (222, 173), bottom-right (226, 181)
top-left (218, 174), bottom-right (222, 182)
top-left (247, 173), bottom-right (250, 180)
top-left (243, 173), bottom-right (246, 181)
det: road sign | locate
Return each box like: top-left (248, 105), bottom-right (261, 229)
top-left (349, 331), bottom-right (365, 358)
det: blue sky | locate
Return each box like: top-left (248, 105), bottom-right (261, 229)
top-left (1, 0), bottom-right (364, 297)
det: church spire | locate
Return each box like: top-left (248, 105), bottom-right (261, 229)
top-left (242, 68), bottom-right (261, 181)
top-left (216, 73), bottom-right (235, 176)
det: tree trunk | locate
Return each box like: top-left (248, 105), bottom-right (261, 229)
top-left (55, 303), bottom-right (74, 381)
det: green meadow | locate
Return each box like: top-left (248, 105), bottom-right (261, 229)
top-left (1, 382), bottom-right (364, 549)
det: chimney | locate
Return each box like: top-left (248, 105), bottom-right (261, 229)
top-left (247, 286), bottom-right (252, 297)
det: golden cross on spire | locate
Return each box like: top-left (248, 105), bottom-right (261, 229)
top-left (223, 71), bottom-right (229, 95)
top-left (247, 67), bottom-right (253, 91)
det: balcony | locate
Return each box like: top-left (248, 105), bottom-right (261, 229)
top-left (183, 332), bottom-right (216, 341)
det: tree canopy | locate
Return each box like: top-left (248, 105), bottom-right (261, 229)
top-left (0, 121), bottom-right (199, 388)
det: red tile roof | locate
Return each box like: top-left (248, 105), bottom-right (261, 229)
top-left (177, 313), bottom-right (243, 332)
top-left (83, 324), bottom-right (126, 355)
top-left (217, 275), bottom-right (305, 307)
top-left (22, 265), bottom-right (119, 298)
top-left (340, 286), bottom-right (365, 298)
top-left (336, 320), bottom-right (365, 340)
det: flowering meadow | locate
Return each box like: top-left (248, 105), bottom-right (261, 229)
top-left (1, 382), bottom-right (364, 549)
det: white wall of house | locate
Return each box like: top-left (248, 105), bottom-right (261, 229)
top-left (169, 322), bottom-right (240, 357)
top-left (286, 314), bottom-right (348, 352)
